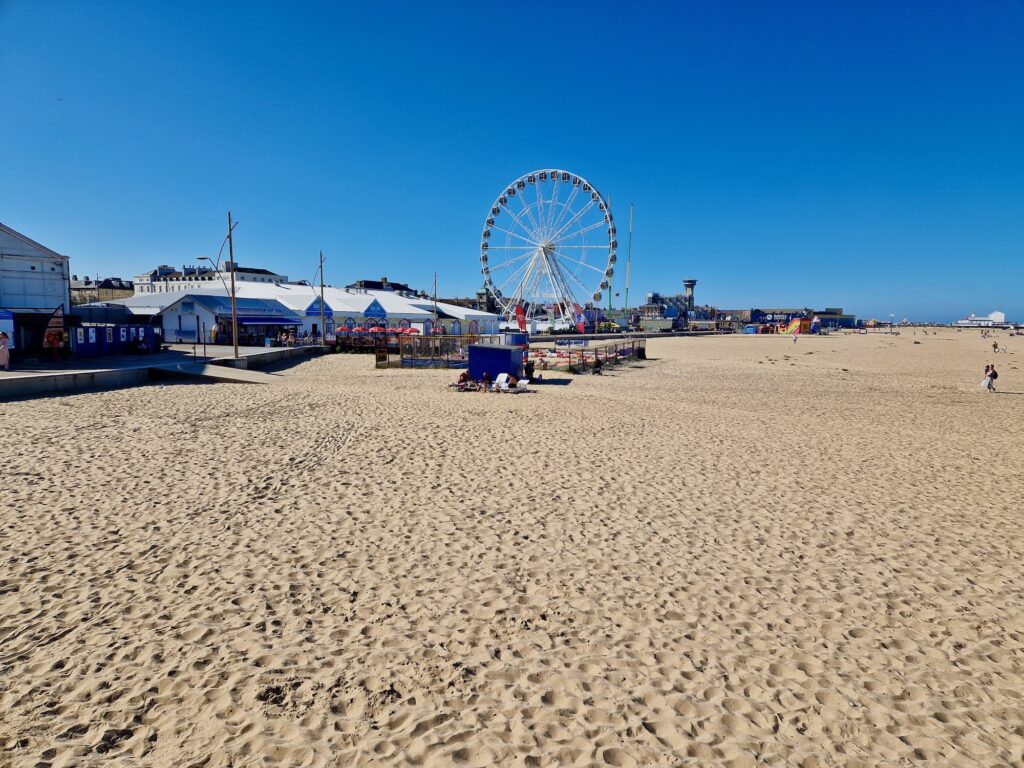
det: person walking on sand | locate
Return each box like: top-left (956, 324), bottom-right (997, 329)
top-left (0, 332), bottom-right (10, 371)
top-left (988, 364), bottom-right (998, 392)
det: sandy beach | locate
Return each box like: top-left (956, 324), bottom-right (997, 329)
top-left (1, 330), bottom-right (1022, 767)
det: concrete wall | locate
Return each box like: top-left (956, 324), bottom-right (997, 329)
top-left (0, 367), bottom-right (152, 399)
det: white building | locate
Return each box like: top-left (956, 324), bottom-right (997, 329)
top-left (96, 282), bottom-right (502, 343)
top-left (133, 262), bottom-right (288, 294)
top-left (956, 311), bottom-right (1007, 328)
top-left (0, 222), bottom-right (71, 350)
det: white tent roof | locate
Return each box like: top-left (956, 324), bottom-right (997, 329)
top-left (93, 283), bottom-right (500, 323)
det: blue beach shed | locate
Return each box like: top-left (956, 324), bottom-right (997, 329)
top-left (468, 344), bottom-right (524, 382)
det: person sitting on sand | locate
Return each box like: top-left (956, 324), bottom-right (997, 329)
top-left (481, 371), bottom-right (492, 392)
top-left (448, 371), bottom-right (476, 391)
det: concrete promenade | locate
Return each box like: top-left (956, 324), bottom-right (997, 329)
top-left (0, 344), bottom-right (321, 399)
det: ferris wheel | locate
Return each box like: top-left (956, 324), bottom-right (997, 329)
top-left (480, 169), bottom-right (616, 322)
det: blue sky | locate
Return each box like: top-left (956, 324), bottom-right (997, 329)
top-left (1, 1), bottom-right (1022, 321)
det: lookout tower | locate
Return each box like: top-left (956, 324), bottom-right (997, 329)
top-left (683, 279), bottom-right (697, 311)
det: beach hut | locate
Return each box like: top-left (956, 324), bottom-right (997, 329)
top-left (468, 344), bottom-right (524, 381)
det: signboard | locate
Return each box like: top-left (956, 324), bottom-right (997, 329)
top-left (42, 304), bottom-right (66, 351)
top-left (363, 299), bottom-right (387, 320)
top-left (120, 327), bottom-right (127, 342)
top-left (106, 327), bottom-right (113, 343)
top-left (76, 328), bottom-right (84, 344)
top-left (88, 327), bottom-right (96, 343)
top-left (305, 297), bottom-right (333, 317)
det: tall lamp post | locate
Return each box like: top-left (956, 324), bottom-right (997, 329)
top-left (198, 211), bottom-right (240, 359)
top-left (226, 212), bottom-right (239, 359)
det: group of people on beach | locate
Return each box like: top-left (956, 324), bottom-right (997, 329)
top-left (449, 370), bottom-right (521, 393)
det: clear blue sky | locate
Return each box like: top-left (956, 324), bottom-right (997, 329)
top-left (1, 1), bottom-right (1022, 321)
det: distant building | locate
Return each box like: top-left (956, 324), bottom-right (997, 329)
top-left (814, 307), bottom-right (857, 329)
top-left (70, 276), bottom-right (134, 305)
top-left (644, 279), bottom-right (696, 315)
top-left (345, 277), bottom-right (421, 295)
top-left (749, 307), bottom-right (856, 329)
top-left (441, 286), bottom-right (497, 314)
top-left (133, 262), bottom-right (288, 293)
top-left (0, 222), bottom-right (71, 350)
top-left (956, 310), bottom-right (1007, 328)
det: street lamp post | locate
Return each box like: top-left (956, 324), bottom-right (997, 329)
top-left (198, 212), bottom-right (240, 359)
top-left (226, 212), bottom-right (239, 359)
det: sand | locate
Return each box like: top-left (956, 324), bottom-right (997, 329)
top-left (1, 330), bottom-right (1022, 767)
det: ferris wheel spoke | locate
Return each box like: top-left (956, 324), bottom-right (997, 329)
top-left (545, 176), bottom-right (561, 236)
top-left (486, 245), bottom-right (537, 250)
top-left (521, 264), bottom-right (545, 308)
top-left (554, 218), bottom-right (608, 243)
top-left (549, 198), bottom-right (597, 243)
top-left (527, 179), bottom-right (544, 239)
top-left (548, 183), bottom-right (581, 238)
top-left (500, 201), bottom-right (542, 243)
top-left (551, 259), bottom-right (579, 310)
top-left (495, 255), bottom-right (537, 291)
top-left (517, 198), bottom-right (543, 240)
top-left (488, 224), bottom-right (538, 246)
top-left (559, 262), bottom-right (597, 299)
top-left (554, 250), bottom-right (605, 274)
top-left (487, 249), bottom-right (536, 271)
top-left (495, 253), bottom-right (539, 296)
